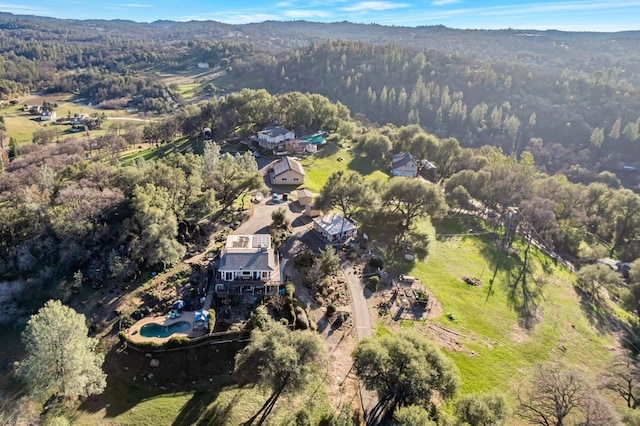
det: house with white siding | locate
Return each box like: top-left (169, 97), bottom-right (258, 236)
top-left (257, 126), bottom-right (295, 150)
top-left (216, 234), bottom-right (280, 297)
top-left (391, 152), bottom-right (418, 177)
top-left (313, 213), bottom-right (358, 243)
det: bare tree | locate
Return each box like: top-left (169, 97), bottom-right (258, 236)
top-left (603, 351), bottom-right (640, 409)
top-left (517, 362), bottom-right (620, 426)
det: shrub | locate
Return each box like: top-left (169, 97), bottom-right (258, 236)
top-left (117, 331), bottom-right (128, 342)
top-left (333, 311), bottom-right (349, 328)
top-left (135, 341), bottom-right (159, 349)
top-left (245, 306), bottom-right (270, 330)
top-left (208, 308), bottom-right (216, 334)
top-left (326, 304), bottom-right (337, 317)
top-left (369, 255), bottom-right (384, 269)
top-left (367, 276), bottom-right (380, 292)
top-left (119, 315), bottom-right (135, 329)
top-left (165, 335), bottom-right (190, 348)
top-left (285, 282), bottom-right (295, 300)
top-left (280, 318), bottom-right (289, 326)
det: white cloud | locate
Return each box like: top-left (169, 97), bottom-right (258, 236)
top-left (179, 11), bottom-right (281, 24)
top-left (118, 3), bottom-right (153, 7)
top-left (432, 0), bottom-right (460, 5)
top-left (0, 3), bottom-right (52, 14)
top-left (284, 10), bottom-right (332, 18)
top-left (341, 1), bottom-right (410, 12)
top-left (276, 1), bottom-right (293, 6)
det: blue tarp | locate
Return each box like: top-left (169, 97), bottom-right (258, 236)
top-left (194, 310), bottom-right (209, 323)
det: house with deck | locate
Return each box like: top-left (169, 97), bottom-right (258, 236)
top-left (313, 213), bottom-right (358, 243)
top-left (257, 126), bottom-right (295, 150)
top-left (215, 234), bottom-right (280, 297)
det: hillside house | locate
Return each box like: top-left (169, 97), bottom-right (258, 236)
top-left (391, 152), bottom-right (418, 177)
top-left (215, 234), bottom-right (280, 297)
top-left (271, 156), bottom-right (305, 185)
top-left (257, 126), bottom-right (295, 150)
top-left (313, 213), bottom-right (358, 243)
top-left (40, 110), bottom-right (56, 122)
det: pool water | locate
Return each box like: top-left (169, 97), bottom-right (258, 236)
top-left (139, 321), bottom-right (191, 338)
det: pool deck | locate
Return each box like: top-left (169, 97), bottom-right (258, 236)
top-left (127, 311), bottom-right (207, 345)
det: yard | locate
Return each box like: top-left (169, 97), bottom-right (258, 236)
top-left (374, 214), bottom-right (619, 408)
top-left (3, 93), bottom-right (149, 145)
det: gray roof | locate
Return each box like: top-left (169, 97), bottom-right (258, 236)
top-left (313, 213), bottom-right (357, 236)
top-left (421, 159), bottom-right (437, 170)
top-left (261, 126), bottom-right (292, 138)
top-left (391, 152), bottom-right (416, 169)
top-left (219, 251), bottom-right (274, 271)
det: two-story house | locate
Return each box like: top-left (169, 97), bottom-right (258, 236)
top-left (257, 126), bottom-right (295, 150)
top-left (271, 156), bottom-right (305, 185)
top-left (215, 234), bottom-right (280, 297)
top-left (391, 152), bottom-right (418, 177)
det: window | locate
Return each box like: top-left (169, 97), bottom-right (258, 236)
top-left (281, 178), bottom-right (287, 181)
top-left (293, 178), bottom-right (299, 181)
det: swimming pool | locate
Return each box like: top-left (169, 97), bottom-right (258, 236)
top-left (302, 134), bottom-right (326, 145)
top-left (139, 321), bottom-right (191, 338)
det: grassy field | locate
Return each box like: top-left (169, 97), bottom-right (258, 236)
top-left (2, 94), bottom-right (150, 145)
top-left (393, 215), bottom-right (617, 400)
top-left (301, 141), bottom-right (389, 192)
top-left (119, 137), bottom-right (197, 166)
top-left (74, 376), bottom-right (331, 425)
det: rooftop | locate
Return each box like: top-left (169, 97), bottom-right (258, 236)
top-left (225, 234), bottom-right (271, 251)
top-left (313, 213), bottom-right (357, 236)
top-left (273, 156), bottom-right (305, 176)
top-left (259, 126), bottom-right (293, 138)
top-left (391, 152), bottom-right (416, 169)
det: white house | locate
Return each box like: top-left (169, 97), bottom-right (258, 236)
top-left (40, 110), bottom-right (57, 122)
top-left (313, 213), bottom-right (358, 243)
top-left (197, 62), bottom-right (210, 69)
top-left (391, 152), bottom-right (418, 177)
top-left (271, 156), bottom-right (305, 185)
top-left (216, 234), bottom-right (280, 297)
top-left (257, 126), bottom-right (295, 150)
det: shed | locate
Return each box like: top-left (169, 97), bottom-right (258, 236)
top-left (297, 189), bottom-right (314, 207)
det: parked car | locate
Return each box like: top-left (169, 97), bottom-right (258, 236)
top-left (272, 193), bottom-right (280, 203)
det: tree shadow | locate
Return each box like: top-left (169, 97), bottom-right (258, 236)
top-left (172, 387), bottom-right (223, 426)
top-left (346, 154), bottom-right (385, 177)
top-left (504, 245), bottom-right (546, 330)
top-left (575, 288), bottom-right (624, 335)
top-left (195, 391), bottom-right (239, 426)
top-left (313, 141), bottom-right (341, 159)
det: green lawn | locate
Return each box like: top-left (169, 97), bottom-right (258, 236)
top-left (394, 216), bottom-right (617, 398)
top-left (176, 83), bottom-right (199, 100)
top-left (302, 142), bottom-right (389, 192)
top-left (75, 376), bottom-right (331, 425)
top-left (119, 137), bottom-right (197, 165)
top-left (3, 94), bottom-right (150, 145)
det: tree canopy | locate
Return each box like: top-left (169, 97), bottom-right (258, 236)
top-left (352, 330), bottom-right (459, 418)
top-left (16, 300), bottom-right (106, 403)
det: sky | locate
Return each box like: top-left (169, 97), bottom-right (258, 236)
top-left (2, 0), bottom-right (640, 32)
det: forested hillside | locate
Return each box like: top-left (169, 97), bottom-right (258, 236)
top-left (1, 13), bottom-right (639, 186)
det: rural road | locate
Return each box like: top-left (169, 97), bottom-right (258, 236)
top-left (341, 261), bottom-right (381, 424)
